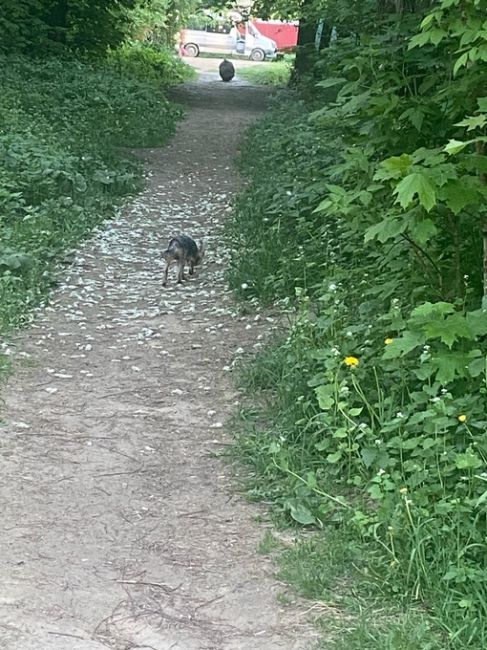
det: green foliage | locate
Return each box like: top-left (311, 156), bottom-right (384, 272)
top-left (108, 41), bottom-right (196, 84)
top-left (227, 0), bottom-right (487, 646)
top-left (327, 615), bottom-right (445, 650)
top-left (0, 54), bottom-right (181, 331)
top-left (0, 0), bottom-right (137, 56)
top-left (0, 0), bottom-right (198, 57)
top-left (130, 0), bottom-right (200, 44)
top-left (277, 535), bottom-right (445, 649)
top-left (237, 60), bottom-right (292, 86)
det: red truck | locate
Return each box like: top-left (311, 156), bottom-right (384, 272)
top-left (252, 20), bottom-right (298, 52)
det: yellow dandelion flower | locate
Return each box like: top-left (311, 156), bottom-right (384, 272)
top-left (458, 414), bottom-right (467, 423)
top-left (343, 356), bottom-right (359, 368)
top-left (385, 337), bottom-right (394, 345)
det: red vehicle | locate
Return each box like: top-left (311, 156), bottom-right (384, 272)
top-left (252, 20), bottom-right (298, 52)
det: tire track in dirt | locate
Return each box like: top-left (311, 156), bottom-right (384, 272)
top-left (0, 67), bottom-right (317, 649)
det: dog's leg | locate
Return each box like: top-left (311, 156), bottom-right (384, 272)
top-left (177, 260), bottom-right (184, 284)
top-left (162, 260), bottom-right (170, 287)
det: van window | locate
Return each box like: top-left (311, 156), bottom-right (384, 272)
top-left (186, 14), bottom-right (232, 33)
top-left (206, 21), bottom-right (232, 34)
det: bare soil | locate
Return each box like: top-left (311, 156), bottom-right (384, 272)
top-left (0, 62), bottom-right (317, 649)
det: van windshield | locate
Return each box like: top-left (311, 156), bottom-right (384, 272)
top-left (247, 23), bottom-right (259, 37)
top-left (207, 21), bottom-right (232, 34)
top-left (186, 15), bottom-right (232, 33)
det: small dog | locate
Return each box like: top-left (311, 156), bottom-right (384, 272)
top-left (219, 59), bottom-right (235, 82)
top-left (162, 235), bottom-right (205, 287)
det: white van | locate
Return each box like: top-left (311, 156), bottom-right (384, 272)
top-left (180, 15), bottom-right (277, 61)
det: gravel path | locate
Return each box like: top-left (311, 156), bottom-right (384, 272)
top-left (0, 65), bottom-right (316, 649)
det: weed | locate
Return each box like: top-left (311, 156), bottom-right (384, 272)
top-left (257, 531), bottom-right (280, 555)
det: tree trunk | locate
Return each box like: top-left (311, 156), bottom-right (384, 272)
top-left (292, 15), bottom-right (317, 81)
top-left (45, 0), bottom-right (69, 44)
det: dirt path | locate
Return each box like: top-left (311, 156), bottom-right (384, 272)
top-left (0, 65), bottom-right (315, 649)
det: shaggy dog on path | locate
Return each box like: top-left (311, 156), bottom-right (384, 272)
top-left (219, 59), bottom-right (235, 82)
top-left (162, 235), bottom-right (205, 287)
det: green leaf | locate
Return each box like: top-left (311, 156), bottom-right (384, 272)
top-left (361, 447), bottom-right (378, 468)
top-left (455, 114), bottom-right (487, 131)
top-left (410, 302), bottom-right (455, 321)
top-left (443, 567), bottom-right (460, 581)
top-left (408, 108), bottom-right (425, 132)
top-left (453, 51), bottom-right (469, 75)
top-left (368, 483), bottom-right (384, 500)
top-left (315, 385), bottom-right (334, 410)
top-left (383, 331), bottom-right (425, 358)
top-left (306, 471), bottom-right (317, 489)
top-left (402, 436), bottom-right (422, 450)
top-left (455, 452), bottom-right (483, 470)
top-left (444, 139), bottom-right (469, 155)
top-left (433, 352), bottom-right (471, 383)
top-left (409, 31), bottom-right (432, 49)
top-left (468, 356), bottom-right (486, 378)
top-left (466, 310), bottom-right (487, 337)
top-left (409, 218), bottom-right (438, 244)
top-left (475, 489), bottom-right (487, 508)
top-left (315, 440), bottom-right (329, 451)
top-left (423, 312), bottom-right (474, 347)
top-left (463, 154), bottom-right (487, 174)
top-left (420, 11), bottom-right (440, 29)
top-left (316, 77), bottom-right (346, 88)
top-left (364, 217), bottom-right (407, 243)
top-left (394, 173), bottom-right (436, 211)
top-left (378, 153), bottom-right (413, 179)
top-left (314, 198), bottom-right (332, 213)
top-left (349, 407), bottom-right (363, 417)
top-left (327, 451), bottom-right (342, 464)
top-left (429, 27), bottom-right (447, 45)
top-left (0, 251), bottom-right (34, 271)
top-left (439, 179), bottom-right (478, 214)
top-left (289, 503), bottom-right (316, 525)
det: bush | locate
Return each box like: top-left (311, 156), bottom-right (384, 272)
top-left (108, 41), bottom-right (196, 86)
top-left (227, 3), bottom-right (487, 647)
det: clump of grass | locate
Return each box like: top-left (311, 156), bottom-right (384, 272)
top-left (237, 61), bottom-right (292, 86)
top-left (257, 530), bottom-right (281, 554)
top-left (276, 534), bottom-right (447, 649)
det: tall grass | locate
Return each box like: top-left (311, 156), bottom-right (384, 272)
top-left (237, 60), bottom-right (292, 86)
